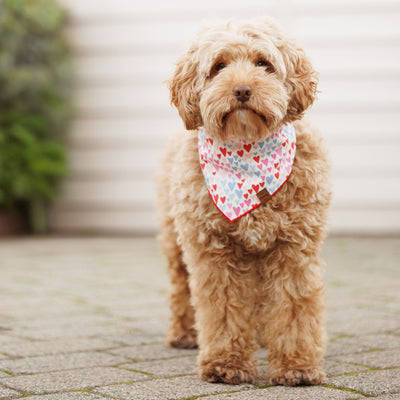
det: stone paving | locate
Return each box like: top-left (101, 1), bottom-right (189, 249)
top-left (0, 236), bottom-right (399, 399)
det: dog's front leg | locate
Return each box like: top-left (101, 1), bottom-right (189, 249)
top-left (261, 245), bottom-right (326, 386)
top-left (185, 248), bottom-right (259, 384)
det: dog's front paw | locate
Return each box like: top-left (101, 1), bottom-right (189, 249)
top-left (199, 358), bottom-right (257, 384)
top-left (268, 366), bottom-right (325, 386)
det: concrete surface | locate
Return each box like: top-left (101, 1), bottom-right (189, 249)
top-left (0, 236), bottom-right (399, 399)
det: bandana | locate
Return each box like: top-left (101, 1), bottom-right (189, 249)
top-left (198, 123), bottom-right (296, 222)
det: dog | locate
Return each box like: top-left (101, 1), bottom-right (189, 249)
top-left (156, 17), bottom-right (331, 387)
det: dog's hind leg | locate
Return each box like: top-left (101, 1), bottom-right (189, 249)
top-left (159, 224), bottom-right (197, 349)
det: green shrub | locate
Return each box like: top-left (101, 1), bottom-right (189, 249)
top-left (0, 0), bottom-right (73, 233)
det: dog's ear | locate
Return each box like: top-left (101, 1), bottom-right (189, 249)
top-left (168, 50), bottom-right (203, 130)
top-left (281, 43), bottom-right (318, 122)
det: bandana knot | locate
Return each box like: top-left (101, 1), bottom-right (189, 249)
top-left (198, 123), bottom-right (296, 222)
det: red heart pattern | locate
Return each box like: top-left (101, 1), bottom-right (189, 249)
top-left (198, 123), bottom-right (296, 222)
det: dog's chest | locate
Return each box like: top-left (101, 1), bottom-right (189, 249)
top-left (173, 131), bottom-right (300, 247)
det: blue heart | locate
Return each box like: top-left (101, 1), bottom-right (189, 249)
top-left (241, 163), bottom-right (249, 171)
top-left (235, 189), bottom-right (243, 199)
top-left (266, 176), bottom-right (273, 185)
top-left (228, 181), bottom-right (236, 191)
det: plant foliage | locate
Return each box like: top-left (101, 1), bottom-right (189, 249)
top-left (0, 0), bottom-right (73, 232)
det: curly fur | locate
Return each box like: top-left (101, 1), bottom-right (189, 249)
top-left (156, 17), bottom-right (331, 387)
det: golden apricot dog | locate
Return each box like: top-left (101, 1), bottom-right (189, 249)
top-left (156, 17), bottom-right (331, 386)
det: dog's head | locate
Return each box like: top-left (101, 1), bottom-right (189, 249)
top-left (168, 18), bottom-right (318, 141)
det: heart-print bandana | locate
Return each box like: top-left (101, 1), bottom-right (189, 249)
top-left (198, 123), bottom-right (296, 222)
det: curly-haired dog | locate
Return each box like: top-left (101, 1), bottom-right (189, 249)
top-left (156, 17), bottom-right (331, 386)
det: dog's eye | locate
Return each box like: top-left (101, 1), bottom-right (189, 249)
top-left (256, 60), bottom-right (275, 73)
top-left (208, 62), bottom-right (227, 79)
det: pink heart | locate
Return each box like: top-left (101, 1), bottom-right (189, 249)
top-left (233, 206), bottom-right (241, 216)
top-left (261, 159), bottom-right (268, 166)
top-left (245, 199), bottom-right (252, 206)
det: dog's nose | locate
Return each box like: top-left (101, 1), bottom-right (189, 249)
top-left (233, 85), bottom-right (252, 103)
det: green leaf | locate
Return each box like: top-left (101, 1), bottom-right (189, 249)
top-left (0, 0), bottom-right (72, 231)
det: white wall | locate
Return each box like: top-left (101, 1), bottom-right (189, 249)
top-left (50, 0), bottom-right (400, 234)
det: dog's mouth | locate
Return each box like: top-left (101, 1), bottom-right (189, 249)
top-left (222, 106), bottom-right (268, 126)
top-left (218, 105), bottom-right (272, 142)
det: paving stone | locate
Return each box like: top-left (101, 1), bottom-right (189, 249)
top-left (9, 315), bottom-right (117, 331)
top-left (107, 343), bottom-right (198, 361)
top-left (254, 348), bottom-right (268, 360)
top-left (11, 324), bottom-right (134, 341)
top-left (0, 385), bottom-right (22, 399)
top-left (2, 338), bottom-right (118, 358)
top-left (327, 334), bottom-right (400, 357)
top-left (122, 356), bottom-right (197, 377)
top-left (1, 236), bottom-right (400, 399)
top-left (326, 337), bottom-right (371, 357)
top-left (0, 305), bottom-right (90, 323)
top-left (128, 320), bottom-right (170, 335)
top-left (94, 375), bottom-right (254, 400)
top-left (0, 334), bottom-right (20, 345)
top-left (20, 394), bottom-right (109, 400)
top-left (372, 395), bottom-right (400, 400)
top-left (202, 386), bottom-right (364, 399)
top-left (0, 351), bottom-right (128, 375)
top-left (354, 334), bottom-right (400, 350)
top-left (323, 360), bottom-right (369, 377)
top-left (105, 332), bottom-right (164, 346)
top-left (333, 349), bottom-right (400, 369)
top-left (327, 313), bottom-right (400, 336)
top-left (0, 367), bottom-right (145, 395)
top-left (328, 369), bottom-right (400, 397)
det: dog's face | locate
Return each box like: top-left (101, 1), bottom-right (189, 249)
top-left (169, 18), bottom-right (318, 142)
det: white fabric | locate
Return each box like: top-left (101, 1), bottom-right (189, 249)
top-left (198, 123), bottom-right (296, 222)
